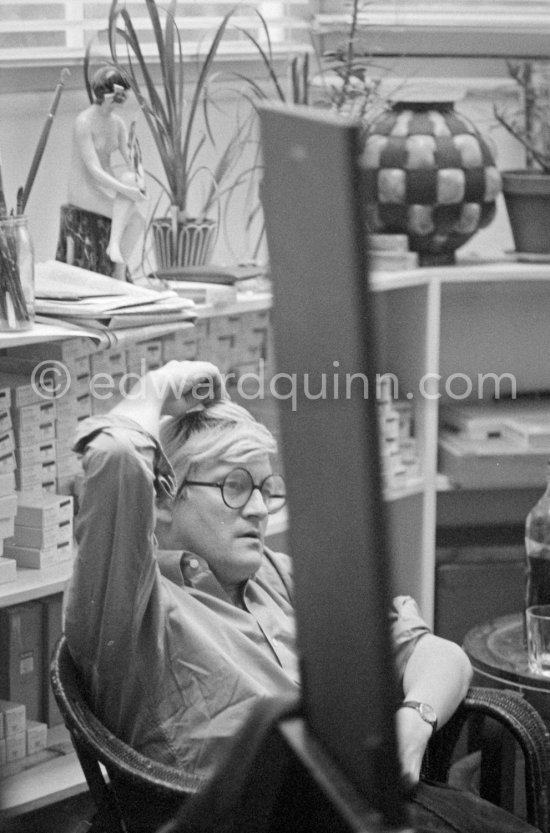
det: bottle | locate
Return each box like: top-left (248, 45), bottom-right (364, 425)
top-left (525, 464), bottom-right (550, 618)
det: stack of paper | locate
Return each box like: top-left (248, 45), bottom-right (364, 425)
top-left (35, 262), bottom-right (196, 329)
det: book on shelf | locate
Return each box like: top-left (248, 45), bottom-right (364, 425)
top-left (155, 264), bottom-right (265, 285)
top-left (0, 602), bottom-right (43, 722)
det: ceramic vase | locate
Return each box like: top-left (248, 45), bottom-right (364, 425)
top-left (360, 101), bottom-right (502, 265)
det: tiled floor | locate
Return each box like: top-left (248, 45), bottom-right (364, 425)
top-left (3, 793), bottom-right (96, 833)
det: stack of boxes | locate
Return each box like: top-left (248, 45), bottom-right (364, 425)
top-left (0, 592), bottom-right (64, 767)
top-left (377, 381), bottom-right (420, 492)
top-left (0, 386), bottom-right (20, 588)
top-left (0, 699), bottom-right (47, 765)
top-left (4, 493), bottom-right (74, 570)
top-left (0, 338), bottom-right (94, 497)
top-left (192, 309), bottom-right (271, 378)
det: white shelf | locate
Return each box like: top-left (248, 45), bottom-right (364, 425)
top-left (0, 559), bottom-right (74, 609)
top-left (1, 727), bottom-right (86, 816)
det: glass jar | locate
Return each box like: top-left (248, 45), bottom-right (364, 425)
top-left (0, 215), bottom-right (34, 331)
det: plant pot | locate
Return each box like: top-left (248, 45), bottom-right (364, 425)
top-left (361, 101), bottom-right (501, 265)
top-left (152, 217), bottom-right (217, 271)
top-left (501, 170), bottom-right (550, 256)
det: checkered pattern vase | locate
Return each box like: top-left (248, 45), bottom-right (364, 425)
top-left (360, 102), bottom-right (502, 264)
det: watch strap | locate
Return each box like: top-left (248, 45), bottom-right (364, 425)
top-left (400, 700), bottom-right (438, 733)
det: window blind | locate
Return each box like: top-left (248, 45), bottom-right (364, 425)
top-left (0, 1), bottom-right (312, 64)
top-left (314, 0), bottom-right (550, 58)
top-left (341, 0), bottom-right (550, 29)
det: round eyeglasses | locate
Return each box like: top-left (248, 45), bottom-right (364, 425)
top-left (181, 467), bottom-right (286, 514)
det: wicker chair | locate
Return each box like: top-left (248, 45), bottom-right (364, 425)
top-left (50, 635), bottom-right (197, 833)
top-left (424, 685), bottom-right (550, 833)
top-left (51, 635), bottom-right (550, 833)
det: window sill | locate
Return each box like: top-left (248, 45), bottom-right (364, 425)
top-left (0, 48), bottom-right (299, 96)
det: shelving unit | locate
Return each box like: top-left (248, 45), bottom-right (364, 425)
top-left (372, 259), bottom-right (550, 623)
top-left (0, 294), bottom-right (275, 818)
top-left (3, 259), bottom-right (550, 817)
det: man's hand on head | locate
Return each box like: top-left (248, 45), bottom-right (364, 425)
top-left (111, 360), bottom-right (227, 436)
top-left (154, 361), bottom-right (227, 417)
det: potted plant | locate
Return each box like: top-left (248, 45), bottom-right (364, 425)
top-left (105, 0), bottom-right (261, 272)
top-left (494, 61), bottom-right (550, 257)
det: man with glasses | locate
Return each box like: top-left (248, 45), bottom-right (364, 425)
top-left (65, 360), bottom-right (473, 805)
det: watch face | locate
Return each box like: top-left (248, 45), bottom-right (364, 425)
top-left (418, 703), bottom-right (437, 725)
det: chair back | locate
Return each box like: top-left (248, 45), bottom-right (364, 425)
top-left (50, 634), bottom-right (195, 832)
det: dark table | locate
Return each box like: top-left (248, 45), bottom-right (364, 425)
top-left (463, 612), bottom-right (550, 814)
top-left (463, 612), bottom-right (550, 722)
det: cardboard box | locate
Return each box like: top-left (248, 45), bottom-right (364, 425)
top-left (0, 493), bottom-right (17, 519)
top-left (0, 472), bottom-right (15, 497)
top-left (3, 539), bottom-right (73, 570)
top-left (162, 330), bottom-right (198, 361)
top-left (11, 338), bottom-right (93, 363)
top-left (15, 440), bottom-right (57, 469)
top-left (0, 429), bottom-right (14, 456)
top-left (90, 349), bottom-right (127, 377)
top-left (0, 451), bottom-right (16, 474)
top-left (0, 557), bottom-right (16, 584)
top-left (0, 372), bottom-right (52, 408)
top-left (11, 517), bottom-right (72, 549)
top-left (0, 388), bottom-right (11, 413)
top-left (55, 454), bottom-right (80, 479)
top-left (0, 517), bottom-right (15, 540)
top-left (0, 408), bottom-right (12, 435)
top-left (26, 719), bottom-right (48, 755)
top-left (56, 474), bottom-right (77, 497)
top-left (0, 603), bottom-right (43, 721)
top-left (16, 461), bottom-right (57, 495)
top-left (6, 730), bottom-right (26, 762)
top-left (0, 700), bottom-right (26, 737)
top-left (42, 594), bottom-right (64, 727)
top-left (12, 400), bottom-right (56, 435)
top-left (16, 493), bottom-right (74, 528)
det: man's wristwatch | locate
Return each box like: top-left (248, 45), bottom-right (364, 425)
top-left (399, 701), bottom-right (438, 733)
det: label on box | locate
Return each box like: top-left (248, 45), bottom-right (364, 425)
top-left (19, 651), bottom-right (34, 676)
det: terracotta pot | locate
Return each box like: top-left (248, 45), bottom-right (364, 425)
top-left (361, 101), bottom-right (501, 265)
top-left (152, 217), bottom-right (217, 270)
top-left (501, 170), bottom-right (550, 256)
